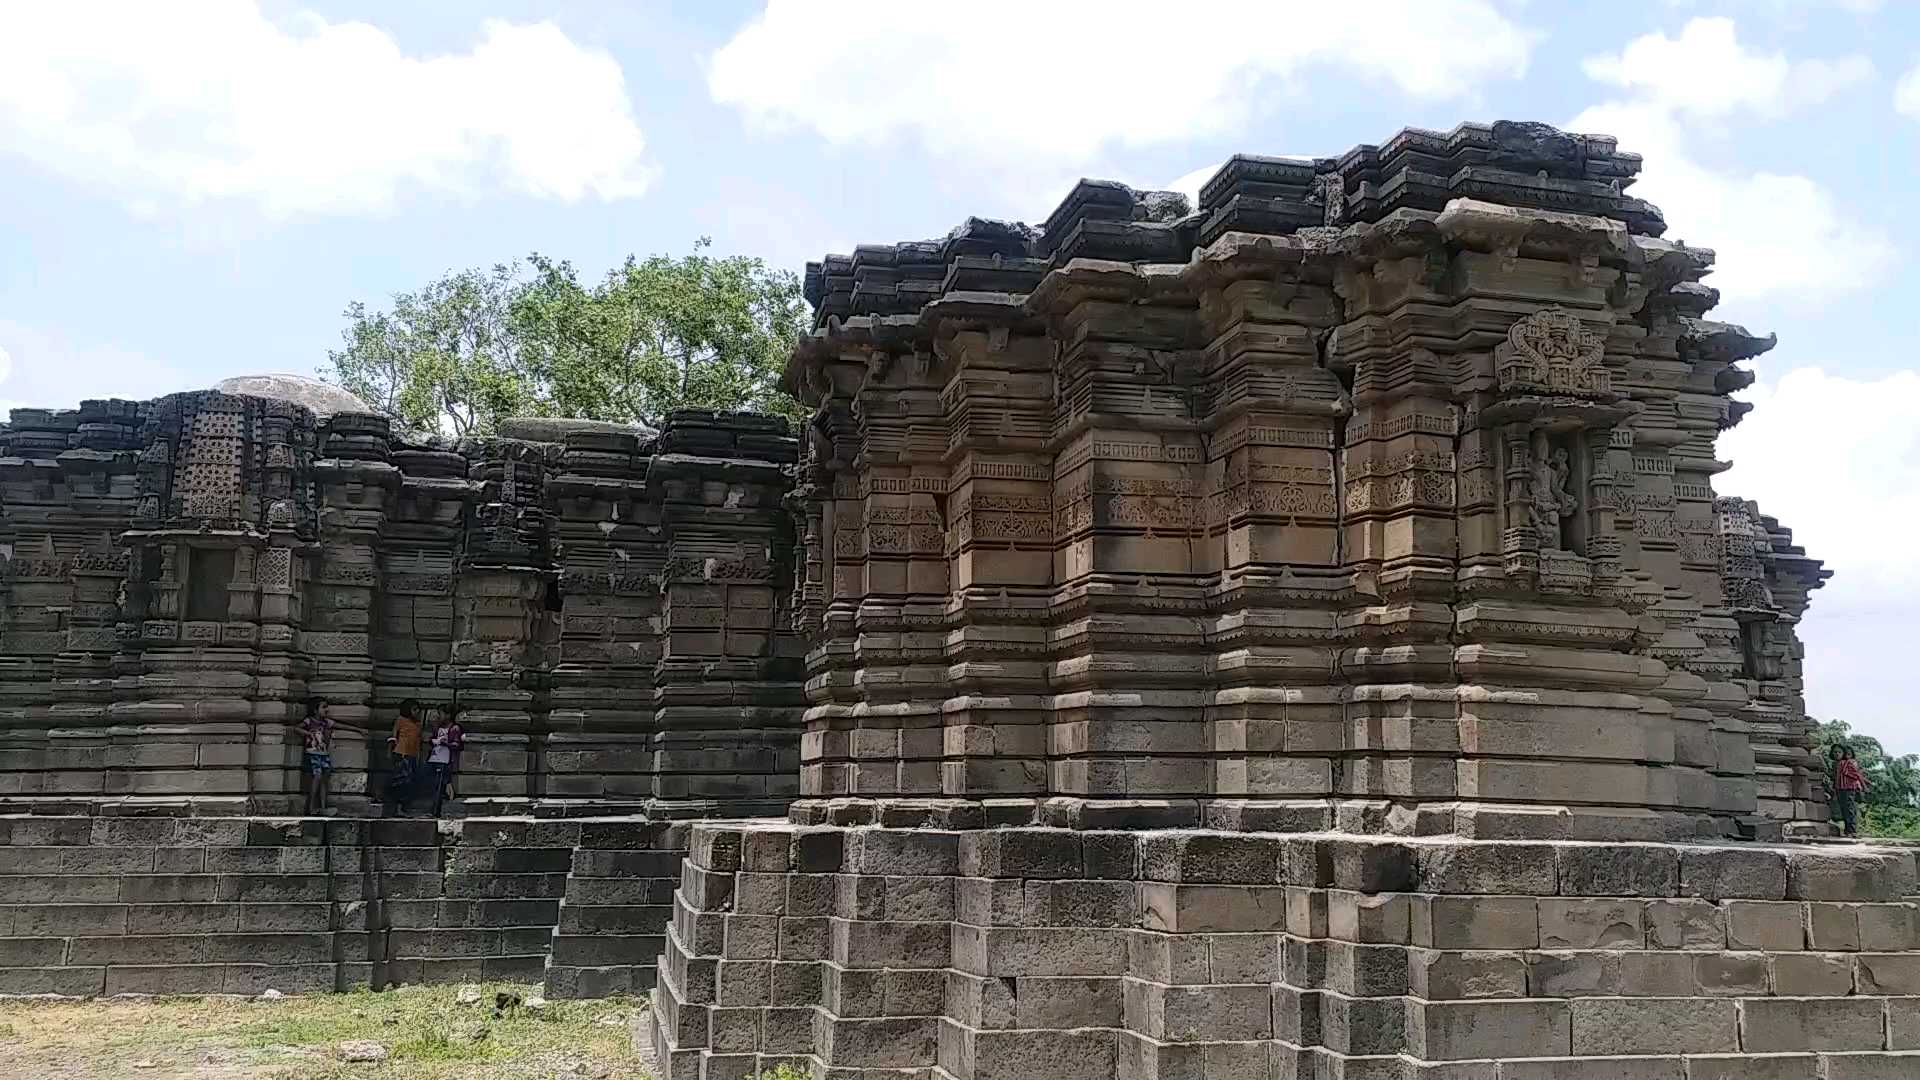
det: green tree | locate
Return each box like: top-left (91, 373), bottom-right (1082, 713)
top-left (515, 240), bottom-right (808, 428)
top-left (330, 264), bottom-right (538, 438)
top-left (326, 240), bottom-right (807, 437)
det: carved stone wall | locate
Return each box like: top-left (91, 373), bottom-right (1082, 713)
top-left (781, 120), bottom-right (1830, 842)
top-left (0, 397), bottom-right (802, 814)
top-left (646, 119), bottom-right (1886, 1080)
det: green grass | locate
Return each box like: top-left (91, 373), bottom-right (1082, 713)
top-left (0, 982), bottom-right (649, 1079)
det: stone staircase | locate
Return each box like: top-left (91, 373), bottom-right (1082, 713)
top-left (542, 819), bottom-right (689, 999)
top-left (0, 813), bottom-right (638, 997)
top-left (646, 824), bottom-right (1920, 1080)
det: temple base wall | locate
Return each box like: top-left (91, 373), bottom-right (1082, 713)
top-left (646, 821), bottom-right (1920, 1080)
top-left (0, 812), bottom-right (685, 1000)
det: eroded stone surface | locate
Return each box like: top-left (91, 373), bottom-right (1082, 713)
top-left (645, 824), bottom-right (1920, 1078)
top-left (780, 118), bottom-right (1831, 840)
top-left (0, 403), bottom-right (800, 813)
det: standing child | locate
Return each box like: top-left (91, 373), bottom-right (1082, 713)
top-left (1834, 745), bottom-right (1867, 839)
top-left (300, 701), bottom-right (334, 816)
top-left (427, 708), bottom-right (465, 818)
top-left (384, 699), bottom-right (423, 817)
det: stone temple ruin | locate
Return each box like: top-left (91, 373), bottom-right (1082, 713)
top-left (5, 121), bottom-right (1919, 1078)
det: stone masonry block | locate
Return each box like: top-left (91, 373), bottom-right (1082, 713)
top-left (1141, 884), bottom-right (1289, 934)
top-left (1286, 886), bottom-right (1328, 938)
top-left (1282, 837), bottom-right (1334, 888)
top-left (1540, 899), bottom-right (1644, 949)
top-left (1530, 951), bottom-right (1619, 997)
top-left (1327, 890), bottom-right (1411, 944)
top-left (1014, 976), bottom-right (1123, 1029)
top-left (691, 828), bottom-right (743, 873)
top-left (1559, 845), bottom-right (1679, 897)
top-left (1646, 899), bottom-right (1726, 949)
top-left (1694, 953), bottom-right (1770, 996)
top-left (1127, 931), bottom-right (1211, 987)
top-left (1788, 851), bottom-right (1915, 902)
top-left (1319, 991), bottom-right (1407, 1055)
top-left (739, 829), bottom-right (792, 872)
top-left (1325, 838), bottom-right (1417, 893)
top-left (1892, 999), bottom-right (1920, 1050)
top-left (1727, 902), bottom-right (1807, 951)
top-left (1741, 998), bottom-right (1890, 1053)
top-left (1683, 1054), bottom-right (1819, 1080)
top-left (1417, 841), bottom-right (1558, 896)
top-left (958, 926), bottom-right (1127, 978)
top-left (1024, 880), bottom-right (1136, 927)
top-left (831, 918), bottom-right (949, 969)
top-left (960, 830), bottom-right (1082, 879)
top-left (849, 830), bottom-right (959, 877)
top-left (1082, 834), bottom-right (1139, 880)
top-left (1855, 953), bottom-right (1920, 995)
top-left (1142, 833), bottom-right (1283, 885)
top-left (1408, 999), bottom-right (1571, 1061)
top-left (1408, 949), bottom-right (1528, 1000)
top-left (963, 1028), bottom-right (1115, 1080)
top-left (1771, 954), bottom-right (1855, 996)
top-left (1127, 981), bottom-right (1273, 1042)
top-left (1807, 903), bottom-right (1862, 952)
top-left (1500, 1058), bottom-right (1686, 1080)
top-left (1323, 940), bottom-right (1405, 997)
top-left (1617, 951), bottom-right (1698, 996)
top-left (1820, 1052), bottom-right (1920, 1080)
top-left (788, 828), bottom-right (845, 874)
top-left (1571, 998), bottom-right (1739, 1055)
top-left (1411, 895), bottom-right (1539, 950)
top-left (1206, 933), bottom-right (1282, 984)
top-left (1858, 905), bottom-right (1919, 952)
top-left (1681, 847), bottom-right (1790, 902)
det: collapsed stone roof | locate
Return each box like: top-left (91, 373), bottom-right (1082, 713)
top-left (214, 373), bottom-right (373, 418)
top-left (800, 120), bottom-right (1665, 336)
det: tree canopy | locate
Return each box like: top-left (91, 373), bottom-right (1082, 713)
top-left (1814, 719), bottom-right (1920, 837)
top-left (326, 239), bottom-right (808, 437)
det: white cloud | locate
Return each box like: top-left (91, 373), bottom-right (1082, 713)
top-left (1896, 63), bottom-right (1920, 117)
top-left (1664, 0), bottom-right (1882, 15)
top-left (710, 1), bottom-right (1532, 173)
top-left (0, 320), bottom-right (193, 415)
top-left (1719, 366), bottom-right (1920, 744)
top-left (0, 2), bottom-right (656, 216)
top-left (1584, 17), bottom-right (1871, 119)
top-left (1573, 20), bottom-right (1891, 303)
top-left (1166, 164), bottom-right (1222, 211)
top-left (1571, 101), bottom-right (1893, 301)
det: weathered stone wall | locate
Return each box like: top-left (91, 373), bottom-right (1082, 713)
top-left (651, 821), bottom-right (1920, 1079)
top-left (0, 399), bottom-right (802, 815)
top-left (643, 119), bottom-right (1897, 1078)
top-left (782, 120), bottom-right (1830, 842)
top-left (0, 812), bottom-right (685, 997)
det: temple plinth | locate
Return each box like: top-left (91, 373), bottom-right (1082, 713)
top-left (642, 121), bottom-right (1920, 1080)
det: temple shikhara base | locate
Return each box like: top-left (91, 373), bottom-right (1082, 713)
top-left (4, 120), bottom-right (1915, 1078)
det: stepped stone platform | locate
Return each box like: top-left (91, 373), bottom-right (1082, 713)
top-left (648, 823), bottom-right (1920, 1079)
top-left (0, 811), bottom-right (684, 999)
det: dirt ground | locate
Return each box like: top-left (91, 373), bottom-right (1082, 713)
top-left (0, 983), bottom-right (653, 1079)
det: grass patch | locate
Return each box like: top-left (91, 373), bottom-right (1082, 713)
top-left (0, 983), bottom-right (648, 1080)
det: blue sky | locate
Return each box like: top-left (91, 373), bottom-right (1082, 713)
top-left (2, 0), bottom-right (1916, 750)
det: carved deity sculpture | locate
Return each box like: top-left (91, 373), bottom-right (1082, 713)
top-left (1529, 434), bottom-right (1576, 550)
